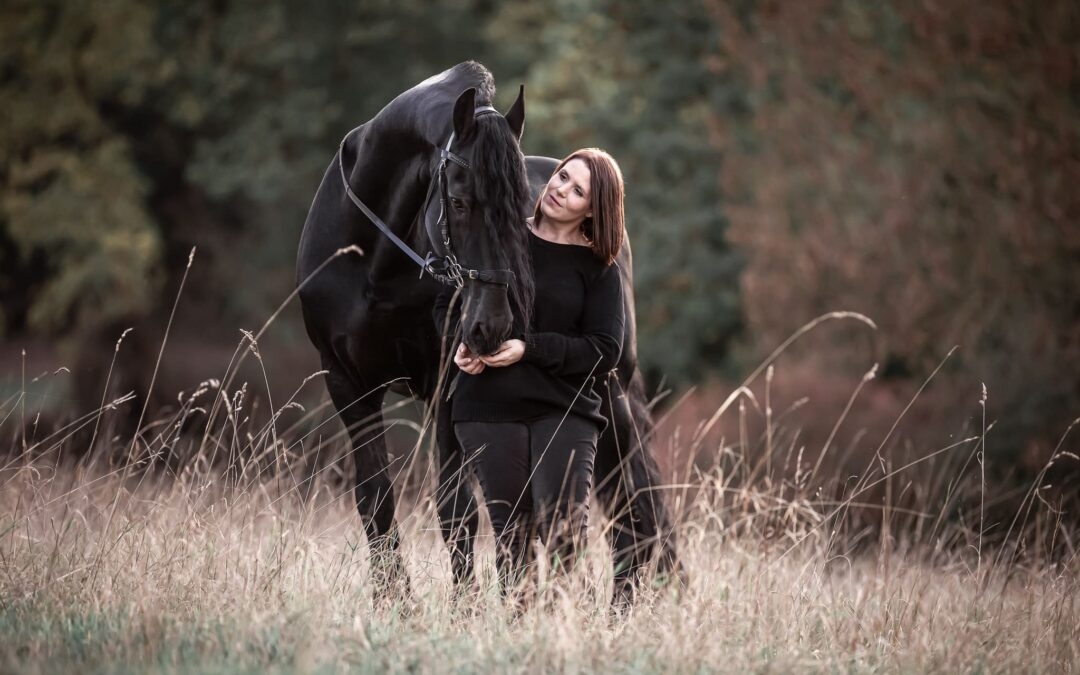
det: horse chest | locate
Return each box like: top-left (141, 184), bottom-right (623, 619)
top-left (330, 283), bottom-right (440, 387)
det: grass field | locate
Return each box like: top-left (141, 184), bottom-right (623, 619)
top-left (1, 386), bottom-right (1077, 674)
top-left (1, 306), bottom-right (1078, 673)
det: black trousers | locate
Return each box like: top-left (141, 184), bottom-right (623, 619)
top-left (453, 414), bottom-right (599, 585)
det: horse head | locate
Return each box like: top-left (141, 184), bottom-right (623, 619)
top-left (423, 85), bottom-right (533, 356)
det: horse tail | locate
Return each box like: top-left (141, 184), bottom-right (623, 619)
top-left (623, 366), bottom-right (685, 586)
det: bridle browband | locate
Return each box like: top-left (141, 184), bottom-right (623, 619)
top-left (336, 105), bottom-right (516, 289)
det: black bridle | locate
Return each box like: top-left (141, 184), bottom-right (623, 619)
top-left (336, 105), bottom-right (516, 289)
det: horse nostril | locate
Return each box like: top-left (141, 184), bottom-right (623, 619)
top-left (471, 322), bottom-right (488, 345)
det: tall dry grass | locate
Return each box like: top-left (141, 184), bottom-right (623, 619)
top-left (1, 267), bottom-right (1077, 672)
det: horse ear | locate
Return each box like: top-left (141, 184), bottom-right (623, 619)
top-left (453, 87), bottom-right (478, 141)
top-left (504, 84), bottom-right (525, 141)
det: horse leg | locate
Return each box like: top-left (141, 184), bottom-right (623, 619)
top-left (322, 363), bottom-right (409, 598)
top-left (433, 392), bottom-right (479, 588)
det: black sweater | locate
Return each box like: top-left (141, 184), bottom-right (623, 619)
top-left (433, 228), bottom-right (626, 432)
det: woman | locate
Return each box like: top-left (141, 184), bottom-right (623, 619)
top-left (433, 148), bottom-right (627, 592)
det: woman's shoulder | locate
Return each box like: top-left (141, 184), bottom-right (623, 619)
top-left (576, 244), bottom-right (622, 282)
top-left (580, 257), bottom-right (622, 298)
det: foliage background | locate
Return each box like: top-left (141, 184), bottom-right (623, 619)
top-left (1, 0), bottom-right (1077, 483)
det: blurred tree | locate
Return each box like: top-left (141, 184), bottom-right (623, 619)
top-left (1, 2), bottom-right (164, 341)
top-left (709, 0), bottom-right (1080, 460)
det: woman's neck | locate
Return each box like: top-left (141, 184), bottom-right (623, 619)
top-left (528, 216), bottom-right (590, 246)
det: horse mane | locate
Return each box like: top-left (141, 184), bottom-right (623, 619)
top-left (470, 113), bottom-right (534, 331)
top-left (451, 60), bottom-right (497, 104)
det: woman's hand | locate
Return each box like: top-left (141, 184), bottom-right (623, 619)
top-left (478, 339), bottom-right (525, 367)
top-left (454, 342), bottom-right (486, 375)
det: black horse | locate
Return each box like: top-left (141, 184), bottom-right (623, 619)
top-left (296, 61), bottom-right (678, 603)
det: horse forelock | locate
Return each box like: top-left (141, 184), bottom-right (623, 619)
top-left (471, 114), bottom-right (534, 329)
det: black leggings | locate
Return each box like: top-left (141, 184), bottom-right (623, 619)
top-left (453, 414), bottom-right (598, 585)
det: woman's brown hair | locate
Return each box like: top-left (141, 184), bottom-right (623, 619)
top-left (531, 147), bottom-right (625, 266)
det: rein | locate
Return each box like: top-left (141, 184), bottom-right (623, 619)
top-left (336, 105), bottom-right (516, 289)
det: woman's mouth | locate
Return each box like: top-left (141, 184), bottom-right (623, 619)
top-left (547, 193), bottom-right (561, 207)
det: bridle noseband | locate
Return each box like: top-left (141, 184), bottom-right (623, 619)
top-left (337, 105), bottom-right (516, 290)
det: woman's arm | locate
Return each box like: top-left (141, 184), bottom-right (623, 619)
top-left (521, 262), bottom-right (625, 377)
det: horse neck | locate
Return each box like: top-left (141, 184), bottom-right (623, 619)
top-left (340, 113), bottom-right (441, 282)
top-left (346, 70), bottom-right (489, 280)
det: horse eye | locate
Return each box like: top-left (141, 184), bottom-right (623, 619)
top-left (450, 197), bottom-right (466, 211)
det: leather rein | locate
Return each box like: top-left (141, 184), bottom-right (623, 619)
top-left (336, 105), bottom-right (515, 289)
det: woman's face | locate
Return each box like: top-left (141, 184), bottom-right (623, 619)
top-left (540, 158), bottom-right (592, 224)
